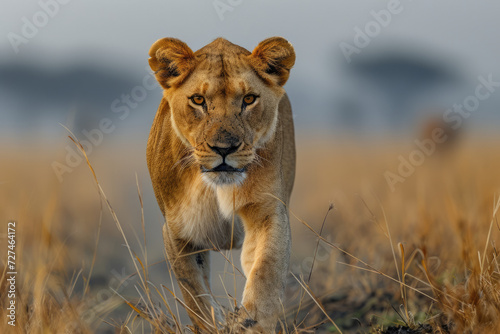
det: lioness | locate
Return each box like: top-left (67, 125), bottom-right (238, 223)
top-left (147, 37), bottom-right (295, 333)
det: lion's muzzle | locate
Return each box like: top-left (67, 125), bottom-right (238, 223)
top-left (199, 143), bottom-right (248, 185)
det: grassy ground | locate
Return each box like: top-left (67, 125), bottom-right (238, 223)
top-left (1, 133), bottom-right (499, 333)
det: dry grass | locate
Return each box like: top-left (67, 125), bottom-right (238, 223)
top-left (1, 133), bottom-right (500, 333)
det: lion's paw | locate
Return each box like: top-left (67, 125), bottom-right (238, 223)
top-left (224, 307), bottom-right (264, 333)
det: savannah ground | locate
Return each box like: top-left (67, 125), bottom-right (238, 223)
top-left (1, 131), bottom-right (500, 333)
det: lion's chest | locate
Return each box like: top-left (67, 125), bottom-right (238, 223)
top-left (167, 180), bottom-right (241, 248)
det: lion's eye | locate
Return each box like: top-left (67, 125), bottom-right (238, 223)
top-left (190, 96), bottom-right (205, 105)
top-left (243, 95), bottom-right (257, 106)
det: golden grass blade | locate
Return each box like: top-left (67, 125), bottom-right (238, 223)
top-left (481, 195), bottom-right (500, 274)
top-left (291, 273), bottom-right (343, 334)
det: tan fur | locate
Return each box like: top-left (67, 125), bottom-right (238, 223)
top-left (147, 37), bottom-right (295, 333)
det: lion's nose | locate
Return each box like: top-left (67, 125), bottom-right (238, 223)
top-left (209, 144), bottom-right (240, 158)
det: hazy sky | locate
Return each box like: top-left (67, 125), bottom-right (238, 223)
top-left (2, 0), bottom-right (500, 130)
top-left (2, 0), bottom-right (500, 71)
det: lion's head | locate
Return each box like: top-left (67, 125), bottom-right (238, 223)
top-left (148, 37), bottom-right (295, 186)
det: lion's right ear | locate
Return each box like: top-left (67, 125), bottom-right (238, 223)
top-left (148, 38), bottom-right (195, 89)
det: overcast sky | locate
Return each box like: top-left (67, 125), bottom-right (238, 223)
top-left (2, 0), bottom-right (500, 70)
top-left (2, 0), bottom-right (500, 131)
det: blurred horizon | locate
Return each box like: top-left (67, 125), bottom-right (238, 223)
top-left (2, 0), bottom-right (500, 143)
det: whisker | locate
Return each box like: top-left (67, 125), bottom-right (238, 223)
top-left (253, 153), bottom-right (266, 168)
top-left (171, 147), bottom-right (195, 172)
top-left (179, 155), bottom-right (197, 172)
top-left (255, 151), bottom-right (271, 164)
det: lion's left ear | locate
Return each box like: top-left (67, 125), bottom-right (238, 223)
top-left (248, 37), bottom-right (296, 86)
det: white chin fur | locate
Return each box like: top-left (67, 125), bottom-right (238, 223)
top-left (202, 172), bottom-right (247, 187)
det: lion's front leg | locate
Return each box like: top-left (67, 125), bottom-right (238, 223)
top-left (237, 203), bottom-right (291, 333)
top-left (162, 223), bottom-right (223, 332)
